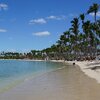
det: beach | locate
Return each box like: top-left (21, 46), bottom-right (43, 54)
top-left (52, 59), bottom-right (100, 84)
top-left (0, 60), bottom-right (100, 100)
top-left (0, 0), bottom-right (99, 99)
top-left (70, 60), bottom-right (100, 84)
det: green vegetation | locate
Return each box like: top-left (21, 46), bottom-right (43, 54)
top-left (0, 3), bottom-right (100, 61)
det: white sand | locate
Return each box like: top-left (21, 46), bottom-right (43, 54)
top-left (52, 60), bottom-right (100, 83)
top-left (65, 60), bottom-right (100, 83)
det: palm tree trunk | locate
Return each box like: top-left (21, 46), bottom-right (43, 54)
top-left (94, 12), bottom-right (96, 23)
top-left (95, 12), bottom-right (97, 59)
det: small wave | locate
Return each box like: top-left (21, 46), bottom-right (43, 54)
top-left (57, 66), bottom-right (66, 70)
top-left (24, 66), bottom-right (66, 82)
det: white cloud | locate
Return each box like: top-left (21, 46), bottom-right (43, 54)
top-left (89, 11), bottom-right (100, 17)
top-left (33, 31), bottom-right (50, 36)
top-left (0, 3), bottom-right (8, 11)
top-left (29, 18), bottom-right (46, 24)
top-left (29, 15), bottom-right (68, 25)
top-left (47, 15), bottom-right (67, 20)
top-left (97, 12), bottom-right (100, 17)
top-left (47, 16), bottom-right (57, 19)
top-left (6, 49), bottom-right (16, 52)
top-left (0, 29), bottom-right (7, 32)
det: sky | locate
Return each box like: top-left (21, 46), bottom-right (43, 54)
top-left (0, 0), bottom-right (99, 52)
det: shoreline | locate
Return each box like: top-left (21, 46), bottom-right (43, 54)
top-left (0, 59), bottom-right (45, 62)
top-left (75, 60), bottom-right (100, 83)
top-left (0, 60), bottom-right (100, 100)
top-left (52, 60), bottom-right (100, 84)
top-left (0, 59), bottom-right (100, 84)
top-left (0, 60), bottom-right (66, 94)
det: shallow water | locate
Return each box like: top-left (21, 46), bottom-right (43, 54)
top-left (0, 61), bottom-right (100, 100)
top-left (0, 60), bottom-right (64, 92)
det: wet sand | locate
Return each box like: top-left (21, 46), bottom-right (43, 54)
top-left (0, 64), bottom-right (100, 100)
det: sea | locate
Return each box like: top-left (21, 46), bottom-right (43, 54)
top-left (0, 60), bottom-right (64, 92)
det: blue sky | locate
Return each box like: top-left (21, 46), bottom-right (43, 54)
top-left (0, 0), bottom-right (99, 52)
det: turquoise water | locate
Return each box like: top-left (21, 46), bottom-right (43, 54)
top-left (0, 60), bottom-right (63, 92)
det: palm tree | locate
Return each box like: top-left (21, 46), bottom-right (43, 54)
top-left (50, 44), bottom-right (58, 59)
top-left (87, 3), bottom-right (100, 58)
top-left (59, 34), bottom-right (68, 60)
top-left (56, 39), bottom-right (63, 59)
top-left (87, 3), bottom-right (99, 23)
top-left (63, 31), bottom-right (71, 60)
top-left (80, 13), bottom-right (85, 24)
top-left (70, 18), bottom-right (80, 40)
top-left (70, 17), bottom-right (80, 60)
top-left (97, 19), bottom-right (100, 38)
top-left (63, 31), bottom-right (70, 39)
top-left (82, 21), bottom-right (93, 58)
top-left (63, 31), bottom-right (70, 47)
